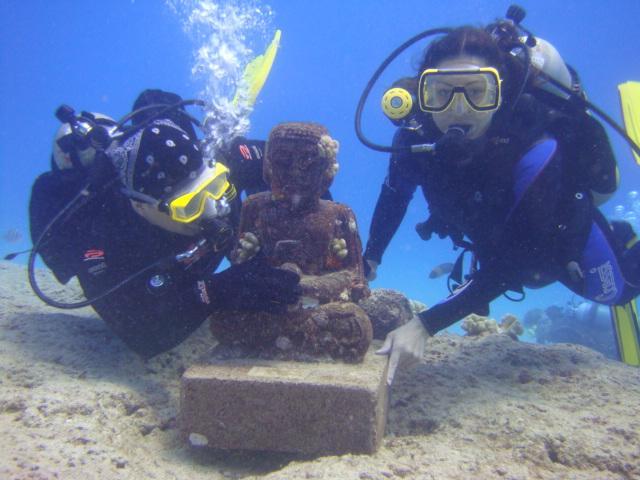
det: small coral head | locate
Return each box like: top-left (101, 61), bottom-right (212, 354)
top-left (264, 122), bottom-right (338, 204)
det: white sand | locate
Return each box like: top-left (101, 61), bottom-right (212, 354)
top-left (1, 261), bottom-right (639, 479)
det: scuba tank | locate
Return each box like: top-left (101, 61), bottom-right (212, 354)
top-left (525, 36), bottom-right (576, 100)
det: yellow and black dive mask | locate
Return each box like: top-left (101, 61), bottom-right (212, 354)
top-left (418, 67), bottom-right (502, 113)
top-left (160, 162), bottom-right (235, 223)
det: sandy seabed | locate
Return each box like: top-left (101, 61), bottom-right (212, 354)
top-left (1, 261), bottom-right (639, 480)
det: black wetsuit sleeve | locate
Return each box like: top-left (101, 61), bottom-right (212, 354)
top-left (363, 129), bottom-right (419, 264)
top-left (29, 170), bottom-right (93, 284)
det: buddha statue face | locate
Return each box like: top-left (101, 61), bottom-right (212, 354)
top-left (264, 122), bottom-right (339, 209)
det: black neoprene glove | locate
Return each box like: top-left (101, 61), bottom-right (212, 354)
top-left (200, 256), bottom-right (301, 314)
top-left (415, 215), bottom-right (449, 241)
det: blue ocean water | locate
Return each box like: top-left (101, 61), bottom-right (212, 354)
top-left (1, 0), bottom-right (639, 345)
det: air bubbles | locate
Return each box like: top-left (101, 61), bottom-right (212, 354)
top-left (613, 204), bottom-right (626, 219)
top-left (612, 190), bottom-right (640, 230)
top-left (166, 0), bottom-right (274, 162)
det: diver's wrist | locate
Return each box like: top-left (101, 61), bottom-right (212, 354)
top-left (417, 310), bottom-right (438, 336)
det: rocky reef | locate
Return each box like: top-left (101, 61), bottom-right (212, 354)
top-left (462, 312), bottom-right (525, 339)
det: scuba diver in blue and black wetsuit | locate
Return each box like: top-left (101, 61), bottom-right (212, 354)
top-left (27, 89), bottom-right (302, 357)
top-left (354, 8), bottom-right (640, 383)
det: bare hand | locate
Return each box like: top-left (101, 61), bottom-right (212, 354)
top-left (376, 316), bottom-right (430, 385)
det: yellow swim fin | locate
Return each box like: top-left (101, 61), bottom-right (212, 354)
top-left (610, 299), bottom-right (640, 366)
top-left (233, 29), bottom-right (282, 109)
top-left (618, 81), bottom-right (640, 166)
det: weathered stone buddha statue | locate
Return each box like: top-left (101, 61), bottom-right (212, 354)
top-left (209, 122), bottom-right (372, 362)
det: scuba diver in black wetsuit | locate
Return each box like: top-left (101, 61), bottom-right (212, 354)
top-left (354, 9), bottom-right (640, 383)
top-left (27, 89), bottom-right (301, 357)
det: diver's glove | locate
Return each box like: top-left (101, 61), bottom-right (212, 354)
top-left (415, 215), bottom-right (465, 247)
top-left (376, 316), bottom-right (430, 386)
top-left (415, 215), bottom-right (453, 241)
top-left (363, 258), bottom-right (379, 282)
top-left (198, 256), bottom-right (301, 314)
top-left (435, 127), bottom-right (473, 166)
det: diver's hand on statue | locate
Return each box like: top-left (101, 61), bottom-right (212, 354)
top-left (363, 258), bottom-right (379, 281)
top-left (233, 232), bottom-right (261, 263)
top-left (206, 255), bottom-right (300, 313)
top-left (376, 316), bottom-right (430, 386)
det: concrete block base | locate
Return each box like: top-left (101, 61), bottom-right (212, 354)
top-left (180, 347), bottom-right (388, 455)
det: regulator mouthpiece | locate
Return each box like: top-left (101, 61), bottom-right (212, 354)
top-left (446, 125), bottom-right (469, 137)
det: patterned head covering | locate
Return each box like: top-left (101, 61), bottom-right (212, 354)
top-left (109, 119), bottom-right (203, 199)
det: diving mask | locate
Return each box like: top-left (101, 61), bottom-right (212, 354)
top-left (418, 67), bottom-right (502, 113)
top-left (159, 162), bottom-right (234, 223)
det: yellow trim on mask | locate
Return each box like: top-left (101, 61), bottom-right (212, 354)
top-left (167, 162), bottom-right (230, 223)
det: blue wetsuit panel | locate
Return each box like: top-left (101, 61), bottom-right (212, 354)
top-left (507, 139), bottom-right (557, 221)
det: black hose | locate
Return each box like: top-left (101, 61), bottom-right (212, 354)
top-left (26, 177), bottom-right (170, 309)
top-left (354, 28), bottom-right (452, 153)
top-left (115, 99), bottom-right (206, 131)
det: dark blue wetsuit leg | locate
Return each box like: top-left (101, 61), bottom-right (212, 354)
top-left (560, 213), bottom-right (640, 305)
top-left (418, 270), bottom-right (508, 335)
